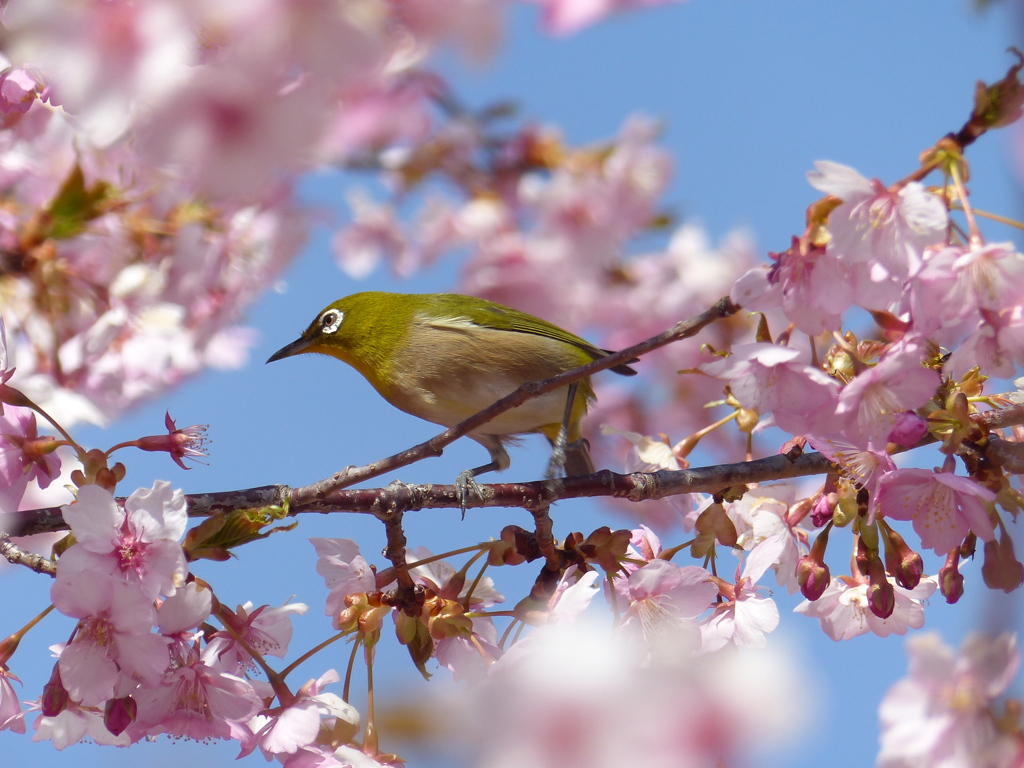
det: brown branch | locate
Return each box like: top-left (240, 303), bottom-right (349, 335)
top-left (0, 534), bottom-right (56, 576)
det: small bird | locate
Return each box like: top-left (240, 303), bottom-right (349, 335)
top-left (267, 292), bottom-right (637, 483)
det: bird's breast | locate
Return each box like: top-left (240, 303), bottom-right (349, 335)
top-left (377, 320), bottom-right (593, 436)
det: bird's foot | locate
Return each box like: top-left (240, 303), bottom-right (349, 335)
top-left (545, 439), bottom-right (567, 480)
top-left (455, 469), bottom-right (482, 520)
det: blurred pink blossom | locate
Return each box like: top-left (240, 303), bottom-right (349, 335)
top-left (878, 633), bottom-right (1022, 768)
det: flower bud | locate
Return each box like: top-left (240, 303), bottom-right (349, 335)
top-left (811, 492), bottom-right (837, 528)
top-left (939, 549), bottom-right (965, 604)
top-left (882, 525), bottom-right (923, 590)
top-left (796, 556), bottom-right (831, 601)
top-left (797, 525), bottom-right (832, 601)
top-left (40, 664), bottom-right (68, 717)
top-left (103, 695), bottom-right (137, 736)
top-left (982, 533), bottom-right (1024, 593)
top-left (867, 572), bottom-right (895, 619)
top-left (887, 411), bottom-right (928, 448)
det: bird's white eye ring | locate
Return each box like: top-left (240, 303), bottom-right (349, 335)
top-left (319, 309), bottom-right (344, 334)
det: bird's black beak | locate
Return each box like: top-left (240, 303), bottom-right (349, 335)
top-left (266, 337), bottom-right (312, 364)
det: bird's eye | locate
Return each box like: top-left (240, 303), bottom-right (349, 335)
top-left (319, 310), bottom-right (343, 334)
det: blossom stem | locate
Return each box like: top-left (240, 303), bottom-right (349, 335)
top-left (212, 601), bottom-right (292, 704)
top-left (0, 604), bottom-right (55, 663)
top-left (658, 539), bottom-right (696, 560)
top-left (674, 411), bottom-right (737, 458)
top-left (363, 644), bottom-right (378, 756)
top-left (404, 543), bottom-right (487, 570)
top-left (19, 396), bottom-right (82, 456)
top-left (278, 630), bottom-right (349, 680)
top-left (461, 553), bottom-right (490, 610)
top-left (342, 634), bottom-right (362, 703)
top-left (959, 206), bottom-right (1024, 231)
top-left (949, 162), bottom-right (981, 242)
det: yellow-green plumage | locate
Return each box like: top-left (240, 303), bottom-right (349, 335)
top-left (267, 292), bottom-right (636, 477)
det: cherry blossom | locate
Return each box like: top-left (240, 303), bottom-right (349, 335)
top-left (722, 486), bottom-right (809, 594)
top-left (242, 669), bottom-right (359, 759)
top-left (700, 342), bottom-right (841, 436)
top-left (0, 667), bottom-right (25, 734)
top-left (619, 559), bottom-right (716, 651)
top-left (794, 575), bottom-right (938, 640)
top-left (834, 342), bottom-right (940, 444)
top-left (57, 481), bottom-right (188, 599)
top-left (30, 699), bottom-right (130, 750)
top-left (128, 649), bottom-right (263, 742)
top-left (206, 599), bottom-right (309, 673)
top-left (0, 405), bottom-right (61, 512)
top-left (878, 633), bottom-right (1023, 768)
top-left (807, 160), bottom-right (948, 281)
top-left (49, 572), bottom-right (170, 705)
top-left (311, 537), bottom-right (382, 623)
top-left (877, 468), bottom-right (997, 555)
top-left (700, 534), bottom-right (784, 652)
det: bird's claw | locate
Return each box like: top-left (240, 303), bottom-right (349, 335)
top-left (455, 469), bottom-right (481, 520)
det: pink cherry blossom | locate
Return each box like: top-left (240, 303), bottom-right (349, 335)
top-left (807, 160), bottom-right (948, 280)
top-left (878, 633), bottom-right (1022, 768)
top-left (877, 468), bottom-right (997, 555)
top-left (723, 486), bottom-right (809, 594)
top-left (701, 342), bottom-right (841, 436)
top-left (281, 744), bottom-right (390, 768)
top-left (0, 405), bottom-right (61, 511)
top-left (794, 575), bottom-right (938, 640)
top-left (49, 572), bottom-right (170, 705)
top-left (434, 616), bottom-right (503, 682)
top-left (745, 239), bottom-right (854, 335)
top-left (206, 599), bottom-right (309, 674)
top-left (0, 67), bottom-right (41, 114)
top-left (58, 481), bottom-right (188, 598)
top-left (700, 534), bottom-right (784, 652)
top-left (834, 342), bottom-right (940, 444)
top-left (311, 537), bottom-right (381, 624)
top-left (945, 307), bottom-right (1024, 381)
top-left (806, 434), bottom-right (895, 522)
top-left (132, 412), bottom-right (209, 470)
top-left (30, 699), bottom-right (131, 749)
top-left (0, 666), bottom-right (25, 734)
top-left (620, 559), bottom-right (716, 651)
top-left (242, 669), bottom-right (359, 759)
top-left (128, 643), bottom-right (262, 742)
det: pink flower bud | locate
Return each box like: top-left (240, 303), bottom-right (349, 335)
top-left (939, 550), bottom-right (965, 604)
top-left (887, 411), bottom-right (928, 448)
top-left (982, 534), bottom-right (1024, 593)
top-left (883, 525), bottom-right (923, 590)
top-left (103, 695), bottom-right (137, 736)
top-left (864, 549), bottom-right (895, 619)
top-left (797, 556), bottom-right (831, 601)
top-left (811, 492), bottom-right (836, 528)
top-left (797, 524), bottom-right (832, 601)
top-left (40, 665), bottom-right (68, 717)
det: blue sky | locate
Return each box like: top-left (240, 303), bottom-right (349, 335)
top-left (3, 2), bottom-right (1022, 766)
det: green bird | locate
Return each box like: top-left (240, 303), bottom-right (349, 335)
top-left (267, 292), bottom-right (637, 482)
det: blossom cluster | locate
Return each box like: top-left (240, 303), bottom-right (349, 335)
top-left (0, 478), bottom-right (386, 764)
